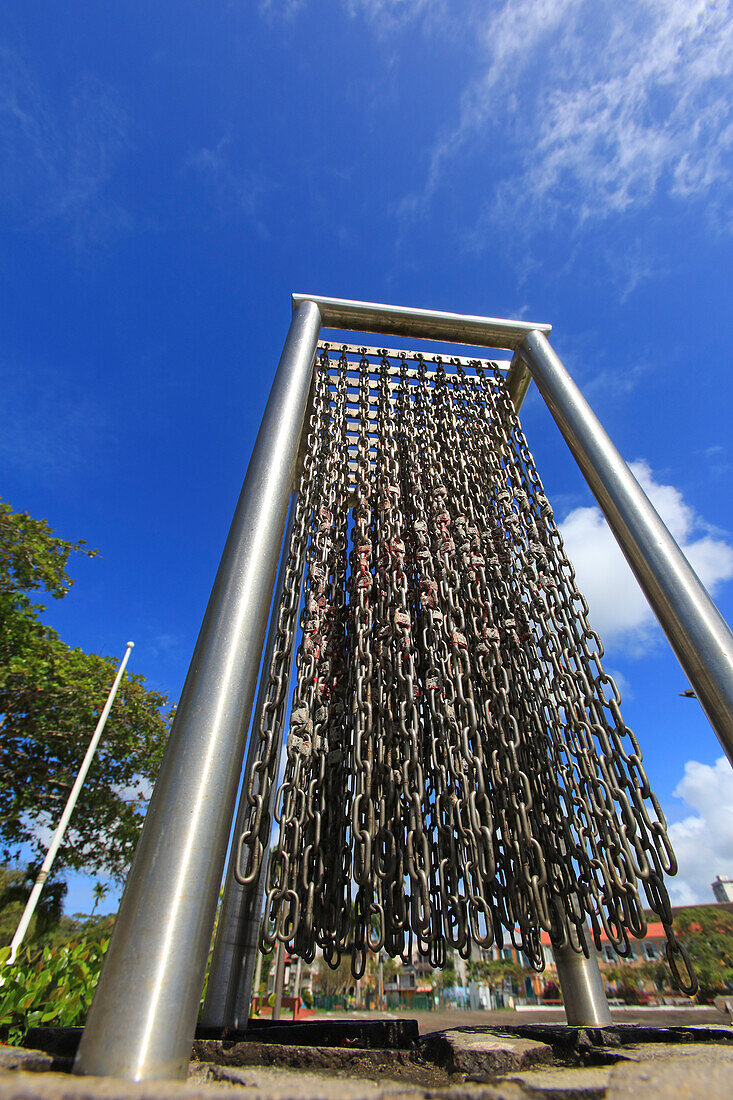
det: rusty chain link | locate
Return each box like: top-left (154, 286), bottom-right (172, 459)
top-left (236, 343), bottom-right (696, 994)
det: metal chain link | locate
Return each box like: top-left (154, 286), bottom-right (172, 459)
top-left (239, 346), bottom-right (696, 995)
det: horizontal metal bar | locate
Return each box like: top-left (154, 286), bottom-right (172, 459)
top-left (296, 294), bottom-right (551, 350)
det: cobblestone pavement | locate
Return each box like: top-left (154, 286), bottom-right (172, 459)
top-left (317, 1005), bottom-right (731, 1032)
top-left (3, 1015), bottom-right (733, 1100)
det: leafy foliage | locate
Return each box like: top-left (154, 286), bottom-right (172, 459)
top-left (468, 957), bottom-right (523, 985)
top-left (604, 962), bottom-right (649, 1004)
top-left (0, 864), bottom-right (67, 945)
top-left (0, 937), bottom-right (108, 1045)
top-left (0, 499), bottom-right (172, 881)
top-left (674, 906), bottom-right (733, 1001)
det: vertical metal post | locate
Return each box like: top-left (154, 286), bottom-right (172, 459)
top-left (252, 949), bottom-right (264, 1009)
top-left (518, 329), bottom-right (733, 769)
top-left (552, 945), bottom-right (612, 1027)
top-left (293, 958), bottom-right (303, 1013)
top-left (200, 493), bottom-right (300, 1031)
top-left (74, 300), bottom-right (321, 1082)
top-left (272, 942), bottom-right (286, 1021)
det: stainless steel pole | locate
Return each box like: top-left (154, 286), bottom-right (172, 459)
top-left (518, 329), bottom-right (733, 769)
top-left (252, 948), bottom-right (264, 1009)
top-left (552, 946), bottom-right (612, 1027)
top-left (75, 300), bottom-right (322, 1082)
top-left (200, 493), bottom-right (300, 1031)
top-left (272, 941), bottom-right (286, 1021)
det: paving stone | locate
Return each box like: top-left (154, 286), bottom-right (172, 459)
top-left (0, 1067), bottom-right (255, 1100)
top-left (0, 1046), bottom-right (57, 1074)
top-left (503, 1026), bottom-right (616, 1053)
top-left (421, 1028), bottom-right (554, 1076)
top-left (605, 1040), bottom-right (733, 1065)
top-left (196, 1019), bottom-right (419, 1050)
top-left (607, 1048), bottom-right (733, 1099)
top-left (610, 1023), bottom-right (733, 1045)
top-left (193, 1061), bottom-right (423, 1098)
top-left (0, 1064), bottom-right (426, 1100)
top-left (502, 1066), bottom-right (610, 1098)
top-left (193, 1039), bottom-right (420, 1078)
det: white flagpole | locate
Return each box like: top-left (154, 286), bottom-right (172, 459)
top-left (6, 642), bottom-right (135, 965)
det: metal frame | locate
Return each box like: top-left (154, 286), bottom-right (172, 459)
top-left (75, 299), bottom-right (322, 1081)
top-left (76, 293), bottom-right (733, 1081)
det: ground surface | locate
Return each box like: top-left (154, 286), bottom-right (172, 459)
top-left (2, 1008), bottom-right (733, 1099)
top-left (316, 1005), bottom-right (731, 1031)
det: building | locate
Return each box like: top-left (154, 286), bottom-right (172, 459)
top-left (384, 954), bottom-right (436, 1008)
top-left (712, 876), bottom-right (733, 903)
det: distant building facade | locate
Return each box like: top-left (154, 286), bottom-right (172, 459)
top-left (712, 876), bottom-right (733, 903)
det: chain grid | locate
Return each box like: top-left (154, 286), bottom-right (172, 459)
top-left (235, 345), bottom-right (696, 994)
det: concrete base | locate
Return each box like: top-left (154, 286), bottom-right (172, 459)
top-left (4, 1022), bottom-right (733, 1099)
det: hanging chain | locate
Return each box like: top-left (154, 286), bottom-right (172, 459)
top-left (234, 359), bottom-right (325, 892)
top-left (240, 346), bottom-right (696, 995)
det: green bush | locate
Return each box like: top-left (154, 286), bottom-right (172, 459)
top-left (301, 987), bottom-right (313, 1008)
top-left (0, 937), bottom-right (108, 1045)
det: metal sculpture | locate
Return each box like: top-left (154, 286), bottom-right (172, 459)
top-left (76, 297), bottom-right (733, 1082)
top-left (237, 345), bottom-right (693, 996)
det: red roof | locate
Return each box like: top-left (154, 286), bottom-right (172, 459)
top-left (539, 922), bottom-right (666, 946)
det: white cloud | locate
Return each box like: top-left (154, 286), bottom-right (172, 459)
top-left (401, 0), bottom-right (733, 226)
top-left (258, 0), bottom-right (307, 20)
top-left (346, 0), bottom-right (441, 20)
top-left (667, 756), bottom-right (733, 905)
top-left (260, 1), bottom-right (733, 234)
top-left (559, 460), bottom-right (733, 653)
top-left (261, 0), bottom-right (444, 24)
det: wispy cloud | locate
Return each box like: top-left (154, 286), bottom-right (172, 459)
top-left (344, 0), bottom-right (447, 30)
top-left (701, 443), bottom-right (731, 478)
top-left (400, 0), bottom-right (733, 230)
top-left (0, 47), bottom-right (132, 248)
top-left (560, 459), bottom-right (733, 654)
top-left (260, 2), bottom-right (733, 245)
top-left (258, 0), bottom-right (307, 19)
top-left (187, 137), bottom-right (273, 236)
top-left (260, 0), bottom-right (446, 28)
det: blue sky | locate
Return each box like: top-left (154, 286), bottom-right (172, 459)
top-left (2, 0), bottom-right (732, 915)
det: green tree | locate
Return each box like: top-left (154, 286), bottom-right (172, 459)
top-left (90, 882), bottom-right (109, 916)
top-left (674, 906), bottom-right (733, 1002)
top-left (0, 864), bottom-right (67, 944)
top-left (437, 956), bottom-right (457, 990)
top-left (604, 961), bottom-right (648, 1004)
top-left (313, 955), bottom-right (353, 997)
top-left (468, 957), bottom-right (523, 986)
top-left (0, 499), bottom-right (172, 883)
